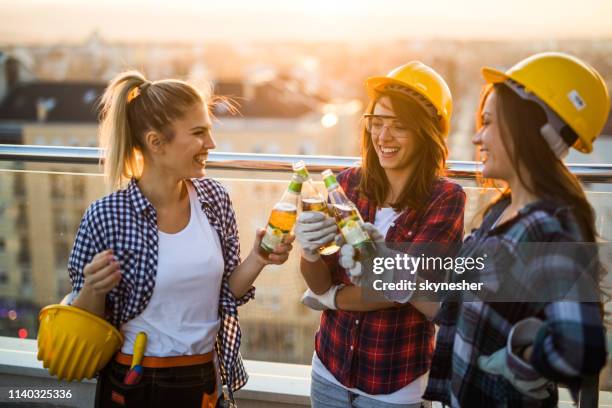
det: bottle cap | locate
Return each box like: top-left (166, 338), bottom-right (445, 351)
top-left (293, 160), bottom-right (310, 181)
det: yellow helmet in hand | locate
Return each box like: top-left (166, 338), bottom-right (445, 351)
top-left (37, 305), bottom-right (123, 381)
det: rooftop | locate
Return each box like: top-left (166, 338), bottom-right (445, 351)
top-left (0, 79), bottom-right (323, 125)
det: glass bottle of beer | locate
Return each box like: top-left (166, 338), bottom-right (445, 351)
top-left (293, 161), bottom-right (339, 256)
top-left (259, 174), bottom-right (302, 257)
top-left (322, 169), bottom-right (376, 260)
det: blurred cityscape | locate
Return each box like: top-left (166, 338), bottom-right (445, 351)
top-left (0, 34), bottom-right (611, 364)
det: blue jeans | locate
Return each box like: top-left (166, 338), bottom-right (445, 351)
top-left (311, 371), bottom-right (432, 408)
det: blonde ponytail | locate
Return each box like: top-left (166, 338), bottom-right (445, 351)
top-left (99, 71), bottom-right (148, 190)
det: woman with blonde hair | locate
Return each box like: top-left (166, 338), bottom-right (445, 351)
top-left (67, 71), bottom-right (293, 407)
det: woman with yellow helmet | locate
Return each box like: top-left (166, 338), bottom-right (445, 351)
top-left (296, 62), bottom-right (466, 407)
top-left (62, 71), bottom-right (293, 407)
top-left (423, 52), bottom-right (609, 407)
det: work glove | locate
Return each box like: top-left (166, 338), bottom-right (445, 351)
top-left (295, 211), bottom-right (337, 262)
top-left (338, 222), bottom-right (384, 285)
top-left (478, 318), bottom-right (552, 400)
top-left (300, 284), bottom-right (344, 311)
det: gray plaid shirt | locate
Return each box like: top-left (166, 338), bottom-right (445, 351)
top-left (424, 198), bottom-right (607, 407)
top-left (68, 178), bottom-right (254, 400)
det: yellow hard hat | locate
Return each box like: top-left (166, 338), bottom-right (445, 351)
top-left (482, 52), bottom-right (610, 153)
top-left (365, 61), bottom-right (453, 136)
top-left (37, 305), bottom-right (123, 381)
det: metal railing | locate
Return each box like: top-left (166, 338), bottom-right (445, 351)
top-left (2, 144), bottom-right (612, 182)
top-left (0, 143), bottom-right (608, 407)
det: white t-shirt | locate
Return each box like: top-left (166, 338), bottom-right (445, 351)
top-left (311, 206), bottom-right (429, 404)
top-left (121, 181), bottom-right (224, 356)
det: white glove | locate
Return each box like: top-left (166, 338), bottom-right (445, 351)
top-left (338, 222), bottom-right (384, 285)
top-left (300, 285), bottom-right (344, 310)
top-left (478, 317), bottom-right (552, 400)
top-left (339, 244), bottom-right (362, 284)
top-left (478, 349), bottom-right (552, 400)
top-left (295, 212), bottom-right (337, 262)
top-left (361, 222), bottom-right (385, 243)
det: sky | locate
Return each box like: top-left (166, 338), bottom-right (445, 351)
top-left (1, 0), bottom-right (611, 44)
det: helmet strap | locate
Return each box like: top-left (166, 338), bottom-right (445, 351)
top-left (383, 84), bottom-right (440, 120)
top-left (540, 123), bottom-right (569, 159)
top-left (504, 79), bottom-right (575, 159)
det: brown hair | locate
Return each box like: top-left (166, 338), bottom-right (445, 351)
top-left (477, 83), bottom-right (597, 241)
top-left (98, 71), bottom-right (210, 190)
top-left (359, 90), bottom-right (448, 211)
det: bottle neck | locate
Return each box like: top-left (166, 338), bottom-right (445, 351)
top-left (301, 178), bottom-right (322, 197)
top-left (326, 183), bottom-right (341, 194)
top-left (327, 186), bottom-right (349, 204)
top-left (287, 179), bottom-right (302, 194)
top-left (282, 179), bottom-right (301, 198)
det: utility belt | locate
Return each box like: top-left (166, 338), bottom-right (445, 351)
top-left (96, 351), bottom-right (219, 408)
top-left (114, 351), bottom-right (214, 368)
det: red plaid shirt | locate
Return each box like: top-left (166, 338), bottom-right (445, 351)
top-left (315, 167), bottom-right (466, 395)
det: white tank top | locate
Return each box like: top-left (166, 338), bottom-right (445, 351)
top-left (121, 181), bottom-right (224, 356)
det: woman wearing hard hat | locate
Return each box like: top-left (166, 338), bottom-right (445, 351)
top-left (62, 72), bottom-right (293, 407)
top-left (296, 62), bottom-right (466, 407)
top-left (423, 52), bottom-right (609, 407)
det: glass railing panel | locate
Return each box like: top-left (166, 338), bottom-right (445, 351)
top-left (0, 165), bottom-right (611, 366)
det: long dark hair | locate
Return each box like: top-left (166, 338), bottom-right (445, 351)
top-left (478, 83), bottom-right (597, 241)
top-left (359, 90), bottom-right (448, 211)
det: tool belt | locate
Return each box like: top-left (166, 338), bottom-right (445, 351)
top-left (112, 351), bottom-right (218, 408)
top-left (115, 351), bottom-right (214, 368)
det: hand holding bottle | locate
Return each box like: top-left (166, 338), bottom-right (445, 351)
top-left (295, 212), bottom-right (337, 262)
top-left (322, 170), bottom-right (377, 261)
top-left (253, 227), bottom-right (295, 265)
top-left (294, 161), bottom-right (340, 256)
top-left (259, 173), bottom-right (302, 258)
top-left (338, 223), bottom-right (385, 284)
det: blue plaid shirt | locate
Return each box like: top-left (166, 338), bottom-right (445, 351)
top-left (68, 178), bottom-right (254, 400)
top-left (424, 197), bottom-right (607, 407)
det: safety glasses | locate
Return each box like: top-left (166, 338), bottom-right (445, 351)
top-left (363, 114), bottom-right (412, 138)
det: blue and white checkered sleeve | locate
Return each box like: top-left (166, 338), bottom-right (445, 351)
top-left (223, 187), bottom-right (255, 306)
top-left (67, 204), bottom-right (105, 302)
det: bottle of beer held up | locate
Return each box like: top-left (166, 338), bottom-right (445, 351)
top-left (322, 169), bottom-right (376, 260)
top-left (292, 161), bottom-right (340, 256)
top-left (259, 174), bottom-right (302, 257)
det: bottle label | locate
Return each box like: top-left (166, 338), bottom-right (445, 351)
top-left (340, 220), bottom-right (369, 247)
top-left (261, 224), bottom-right (286, 252)
top-left (288, 181), bottom-right (302, 194)
top-left (323, 175), bottom-right (339, 190)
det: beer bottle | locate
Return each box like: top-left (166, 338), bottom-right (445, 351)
top-left (259, 174), bottom-right (302, 257)
top-left (293, 161), bottom-right (339, 255)
top-left (322, 169), bottom-right (376, 260)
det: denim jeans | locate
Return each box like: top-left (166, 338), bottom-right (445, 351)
top-left (311, 371), bottom-right (432, 408)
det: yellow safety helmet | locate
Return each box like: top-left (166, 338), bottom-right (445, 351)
top-left (482, 52), bottom-right (610, 153)
top-left (365, 61), bottom-right (453, 136)
top-left (37, 305), bottom-right (123, 381)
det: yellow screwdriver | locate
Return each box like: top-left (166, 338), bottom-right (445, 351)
top-left (124, 332), bottom-right (147, 385)
top-left (131, 332), bottom-right (147, 369)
